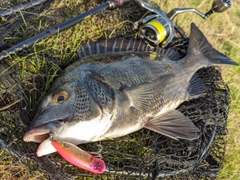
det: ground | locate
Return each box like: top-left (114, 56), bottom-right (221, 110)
top-left (0, 0), bottom-right (239, 179)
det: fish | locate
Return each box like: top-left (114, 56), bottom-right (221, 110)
top-left (23, 23), bottom-right (238, 157)
top-left (51, 140), bottom-right (106, 174)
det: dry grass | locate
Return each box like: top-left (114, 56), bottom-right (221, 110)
top-left (0, 0), bottom-right (239, 179)
top-left (154, 1), bottom-right (240, 178)
top-left (0, 150), bottom-right (44, 180)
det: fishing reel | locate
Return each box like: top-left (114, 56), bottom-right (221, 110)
top-left (134, 0), bottom-right (231, 46)
top-left (134, 15), bottom-right (171, 46)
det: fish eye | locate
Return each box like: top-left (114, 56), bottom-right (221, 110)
top-left (53, 91), bottom-right (69, 104)
top-left (63, 143), bottom-right (69, 148)
top-left (57, 96), bottom-right (65, 102)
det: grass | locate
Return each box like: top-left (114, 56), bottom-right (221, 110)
top-left (155, 1), bottom-right (240, 179)
top-left (0, 150), bottom-right (44, 179)
top-left (0, 0), bottom-right (240, 179)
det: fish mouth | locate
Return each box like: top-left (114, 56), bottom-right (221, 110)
top-left (23, 120), bottom-right (66, 157)
top-left (23, 120), bottom-right (64, 143)
top-left (23, 127), bottom-right (50, 143)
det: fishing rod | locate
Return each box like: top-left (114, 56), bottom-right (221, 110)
top-left (0, 0), bottom-right (48, 17)
top-left (0, 0), bottom-right (231, 60)
top-left (0, 0), bottom-right (131, 61)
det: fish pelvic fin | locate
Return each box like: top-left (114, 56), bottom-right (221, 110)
top-left (187, 23), bottom-right (238, 66)
top-left (144, 110), bottom-right (200, 140)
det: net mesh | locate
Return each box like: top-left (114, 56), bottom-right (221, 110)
top-left (0, 0), bottom-right (230, 179)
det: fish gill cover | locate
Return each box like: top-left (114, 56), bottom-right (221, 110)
top-left (0, 0), bottom-right (230, 179)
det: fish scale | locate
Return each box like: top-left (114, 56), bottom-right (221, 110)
top-left (86, 57), bottom-right (169, 89)
top-left (23, 23), bottom-right (238, 157)
top-left (84, 75), bottom-right (114, 113)
top-left (74, 82), bottom-right (91, 117)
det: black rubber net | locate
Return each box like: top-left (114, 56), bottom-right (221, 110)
top-left (0, 0), bottom-right (230, 179)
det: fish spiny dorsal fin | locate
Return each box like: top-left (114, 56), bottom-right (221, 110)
top-left (77, 39), bottom-right (150, 58)
top-left (77, 39), bottom-right (180, 60)
top-left (187, 23), bottom-right (238, 66)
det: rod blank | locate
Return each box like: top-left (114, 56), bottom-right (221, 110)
top-left (0, 1), bottom-right (112, 60)
top-left (0, 0), bottom-right (47, 17)
top-left (0, 0), bottom-right (131, 60)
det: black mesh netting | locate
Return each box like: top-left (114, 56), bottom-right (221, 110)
top-left (0, 0), bottom-right (230, 179)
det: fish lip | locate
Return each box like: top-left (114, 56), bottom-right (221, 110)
top-left (23, 128), bottom-right (50, 143)
top-left (23, 120), bottom-right (65, 143)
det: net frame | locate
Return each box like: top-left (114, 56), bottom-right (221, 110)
top-left (0, 0), bottom-right (230, 179)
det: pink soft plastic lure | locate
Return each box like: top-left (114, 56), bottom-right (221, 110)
top-left (51, 140), bottom-right (106, 174)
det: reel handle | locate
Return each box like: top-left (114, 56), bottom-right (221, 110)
top-left (134, 0), bottom-right (232, 47)
top-left (205, 0), bottom-right (231, 17)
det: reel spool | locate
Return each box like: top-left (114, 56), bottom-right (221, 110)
top-left (138, 17), bottom-right (170, 45)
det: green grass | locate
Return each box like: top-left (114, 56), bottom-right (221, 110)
top-left (0, 0), bottom-right (240, 179)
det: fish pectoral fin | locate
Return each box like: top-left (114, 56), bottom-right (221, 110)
top-left (188, 73), bottom-right (207, 97)
top-left (124, 74), bottom-right (174, 112)
top-left (144, 110), bottom-right (200, 140)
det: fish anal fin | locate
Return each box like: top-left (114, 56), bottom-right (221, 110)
top-left (144, 110), bottom-right (200, 140)
top-left (188, 73), bottom-right (207, 97)
top-left (124, 74), bottom-right (173, 112)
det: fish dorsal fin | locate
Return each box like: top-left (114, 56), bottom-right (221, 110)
top-left (77, 39), bottom-right (150, 58)
top-left (158, 48), bottom-right (180, 61)
top-left (123, 74), bottom-right (173, 113)
top-left (77, 39), bottom-right (180, 61)
top-left (144, 110), bottom-right (200, 140)
top-left (187, 23), bottom-right (238, 66)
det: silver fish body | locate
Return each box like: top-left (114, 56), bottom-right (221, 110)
top-left (23, 23), bottom-right (238, 157)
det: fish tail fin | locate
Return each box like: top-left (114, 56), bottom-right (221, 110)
top-left (187, 23), bottom-right (238, 66)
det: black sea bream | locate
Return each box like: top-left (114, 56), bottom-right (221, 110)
top-left (23, 23), bottom-right (238, 157)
